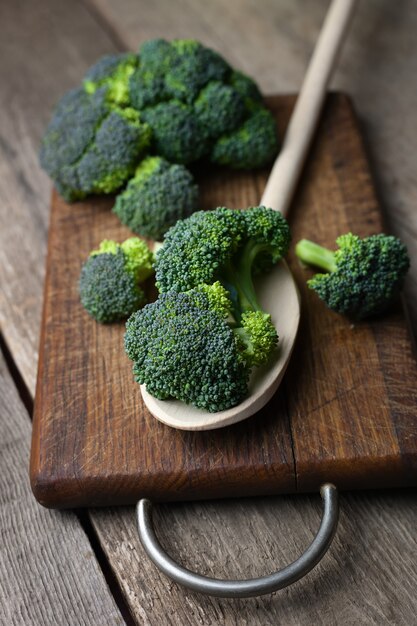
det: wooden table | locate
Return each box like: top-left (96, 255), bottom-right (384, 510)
top-left (1, 1), bottom-right (416, 623)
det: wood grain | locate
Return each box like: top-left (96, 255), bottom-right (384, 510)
top-left (31, 95), bottom-right (417, 508)
top-left (0, 349), bottom-right (123, 625)
top-left (91, 490), bottom-right (417, 626)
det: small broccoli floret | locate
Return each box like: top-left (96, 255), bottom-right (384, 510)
top-left (80, 237), bottom-right (154, 323)
top-left (77, 107), bottom-right (151, 194)
top-left (234, 311), bottom-right (279, 367)
top-left (125, 287), bottom-right (249, 412)
top-left (141, 101), bottom-right (207, 163)
top-left (229, 70), bottom-right (263, 106)
top-left (40, 88), bottom-right (151, 200)
top-left (165, 39), bottom-right (230, 103)
top-left (211, 106), bottom-right (279, 169)
top-left (113, 156), bottom-right (198, 239)
top-left (83, 53), bottom-right (139, 105)
top-left (194, 81), bottom-right (246, 139)
top-left (295, 233), bottom-right (410, 319)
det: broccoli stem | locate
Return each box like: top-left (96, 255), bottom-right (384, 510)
top-left (222, 241), bottom-right (267, 319)
top-left (295, 239), bottom-right (337, 273)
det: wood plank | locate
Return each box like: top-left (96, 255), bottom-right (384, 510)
top-left (91, 490), bottom-right (417, 625)
top-left (0, 349), bottom-right (123, 625)
top-left (31, 95), bottom-right (417, 509)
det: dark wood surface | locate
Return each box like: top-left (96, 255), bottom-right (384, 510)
top-left (30, 94), bottom-right (417, 509)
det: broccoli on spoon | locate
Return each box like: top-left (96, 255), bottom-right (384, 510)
top-left (124, 206), bottom-right (291, 413)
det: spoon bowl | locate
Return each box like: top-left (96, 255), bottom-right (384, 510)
top-left (141, 260), bottom-right (300, 430)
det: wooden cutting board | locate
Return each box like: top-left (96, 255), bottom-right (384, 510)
top-left (30, 94), bottom-right (417, 508)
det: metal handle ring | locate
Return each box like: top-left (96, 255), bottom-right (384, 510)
top-left (136, 483), bottom-right (339, 598)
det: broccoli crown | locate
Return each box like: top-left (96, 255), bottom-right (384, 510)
top-left (124, 288), bottom-right (249, 412)
top-left (80, 237), bottom-right (153, 322)
top-left (155, 205), bottom-right (290, 299)
top-left (295, 233), bottom-right (410, 319)
top-left (40, 38), bottom-right (279, 203)
top-left (113, 156), bottom-right (198, 240)
top-left (194, 81), bottom-right (246, 139)
top-left (211, 106), bottom-right (279, 169)
top-left (234, 311), bottom-right (279, 367)
top-left (40, 87), bottom-right (151, 201)
top-left (155, 207), bottom-right (246, 292)
top-left (84, 53), bottom-right (139, 105)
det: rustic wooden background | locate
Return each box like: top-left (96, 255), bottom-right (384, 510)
top-left (1, 0), bottom-right (416, 624)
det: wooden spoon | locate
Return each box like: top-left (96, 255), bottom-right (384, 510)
top-left (142, 0), bottom-right (357, 430)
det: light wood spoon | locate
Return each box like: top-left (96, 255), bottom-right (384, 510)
top-left (141, 0), bottom-right (357, 430)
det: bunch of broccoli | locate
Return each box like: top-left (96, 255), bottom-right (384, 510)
top-left (79, 237), bottom-right (154, 323)
top-left (40, 39), bottom-right (279, 239)
top-left (295, 233), bottom-right (410, 319)
top-left (124, 206), bottom-right (291, 412)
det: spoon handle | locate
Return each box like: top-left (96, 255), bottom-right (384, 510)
top-left (261, 0), bottom-right (357, 217)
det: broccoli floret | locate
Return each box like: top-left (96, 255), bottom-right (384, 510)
top-left (79, 237), bottom-right (154, 323)
top-left (77, 107), bottom-right (151, 195)
top-left (229, 70), bottom-right (263, 106)
top-left (194, 81), bottom-right (246, 139)
top-left (83, 53), bottom-right (139, 105)
top-left (295, 233), bottom-right (410, 319)
top-left (141, 100), bottom-right (207, 164)
top-left (165, 39), bottom-right (230, 103)
top-left (155, 205), bottom-right (289, 363)
top-left (125, 285), bottom-right (249, 412)
top-left (113, 156), bottom-right (198, 239)
top-left (211, 106), bottom-right (279, 169)
top-left (40, 88), bottom-right (151, 201)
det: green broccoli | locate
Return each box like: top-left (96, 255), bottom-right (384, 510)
top-left (83, 53), bottom-right (139, 105)
top-left (155, 205), bottom-right (290, 360)
top-left (40, 88), bottom-right (151, 201)
top-left (295, 233), bottom-right (410, 319)
top-left (113, 156), bottom-right (198, 240)
top-left (40, 39), bottom-right (280, 204)
top-left (79, 237), bottom-right (154, 323)
top-left (211, 106), bottom-right (278, 169)
top-left (124, 282), bottom-right (279, 412)
top-left (124, 285), bottom-right (248, 411)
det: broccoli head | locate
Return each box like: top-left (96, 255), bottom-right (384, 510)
top-left (211, 106), bottom-right (279, 169)
top-left (295, 233), bottom-right (410, 319)
top-left (40, 87), bottom-right (151, 201)
top-left (124, 281), bottom-right (279, 412)
top-left (40, 38), bottom-right (280, 204)
top-left (155, 205), bottom-right (291, 315)
top-left (79, 237), bottom-right (154, 323)
top-left (125, 285), bottom-right (249, 412)
top-left (113, 156), bottom-right (198, 240)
